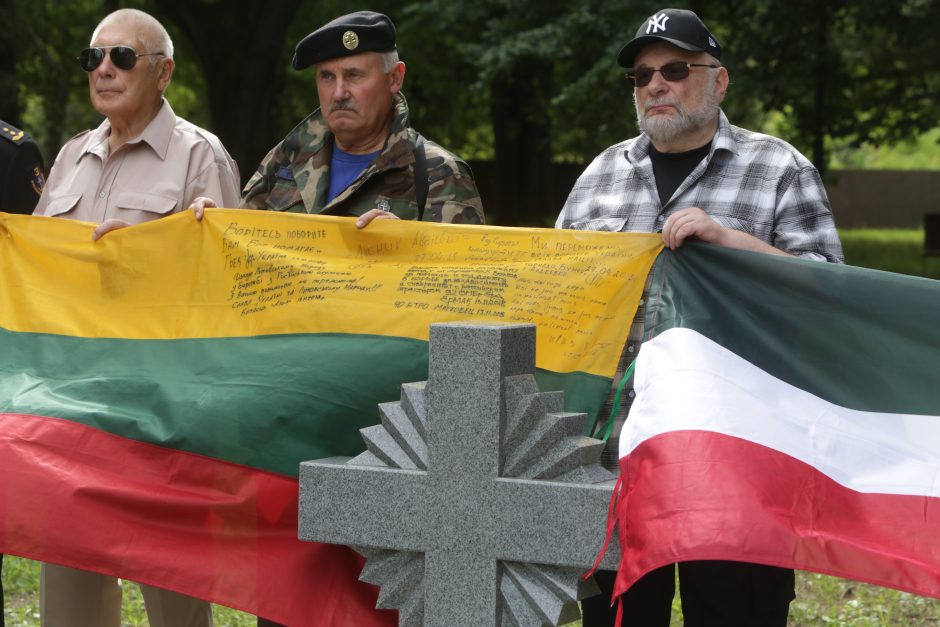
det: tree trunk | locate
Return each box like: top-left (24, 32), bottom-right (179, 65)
top-left (0, 24), bottom-right (18, 123)
top-left (811, 3), bottom-right (829, 177)
top-left (150, 0), bottom-right (303, 185)
top-left (489, 57), bottom-right (553, 226)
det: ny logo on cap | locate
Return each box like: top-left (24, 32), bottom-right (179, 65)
top-left (646, 13), bottom-right (670, 34)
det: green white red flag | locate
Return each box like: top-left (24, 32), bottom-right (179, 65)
top-left (615, 243), bottom-right (940, 601)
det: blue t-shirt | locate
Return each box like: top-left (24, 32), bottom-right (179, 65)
top-left (328, 146), bottom-right (382, 203)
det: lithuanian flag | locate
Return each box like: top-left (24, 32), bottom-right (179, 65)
top-left (0, 210), bottom-right (661, 624)
top-left (615, 243), bottom-right (940, 601)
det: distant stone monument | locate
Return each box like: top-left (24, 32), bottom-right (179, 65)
top-left (299, 322), bottom-right (620, 626)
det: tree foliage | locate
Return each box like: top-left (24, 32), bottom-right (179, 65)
top-left (147, 0), bottom-right (304, 181)
top-left (6, 0), bottom-right (940, 222)
top-left (703, 0), bottom-right (940, 175)
top-left (394, 0), bottom-right (651, 222)
top-left (11, 0), bottom-right (104, 159)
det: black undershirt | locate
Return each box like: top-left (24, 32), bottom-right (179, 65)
top-left (649, 141), bottom-right (712, 207)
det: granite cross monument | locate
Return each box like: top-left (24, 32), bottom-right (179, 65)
top-left (299, 322), bottom-right (621, 626)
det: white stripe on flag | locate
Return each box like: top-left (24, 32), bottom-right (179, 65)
top-left (621, 327), bottom-right (940, 498)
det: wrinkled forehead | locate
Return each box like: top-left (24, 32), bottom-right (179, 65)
top-left (633, 41), bottom-right (713, 68)
top-left (315, 51), bottom-right (383, 74)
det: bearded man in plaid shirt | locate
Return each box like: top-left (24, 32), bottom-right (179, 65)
top-left (557, 8), bottom-right (843, 627)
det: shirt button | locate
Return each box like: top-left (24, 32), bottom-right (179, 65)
top-left (99, 191), bottom-right (106, 198)
top-left (627, 345), bottom-right (636, 353)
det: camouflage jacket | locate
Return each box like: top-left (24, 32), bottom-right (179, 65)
top-left (242, 94), bottom-right (483, 223)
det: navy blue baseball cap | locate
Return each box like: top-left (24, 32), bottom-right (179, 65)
top-left (617, 8), bottom-right (721, 68)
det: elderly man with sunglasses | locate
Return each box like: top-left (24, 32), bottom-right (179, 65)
top-left (34, 8), bottom-right (239, 242)
top-left (32, 8), bottom-right (239, 627)
top-left (556, 8), bottom-right (843, 627)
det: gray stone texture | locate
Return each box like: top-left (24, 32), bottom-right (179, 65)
top-left (299, 322), bottom-right (620, 626)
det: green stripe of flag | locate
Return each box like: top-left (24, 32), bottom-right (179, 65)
top-left (1, 329), bottom-right (610, 476)
top-left (1, 330), bottom-right (428, 476)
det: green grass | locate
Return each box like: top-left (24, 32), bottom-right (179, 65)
top-left (3, 229), bottom-right (937, 625)
top-left (789, 573), bottom-right (940, 626)
top-left (1, 556), bottom-right (256, 627)
top-left (839, 227), bottom-right (938, 278)
top-left (8, 556), bottom-right (940, 626)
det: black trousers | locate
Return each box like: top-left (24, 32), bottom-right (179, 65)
top-left (581, 562), bottom-right (795, 627)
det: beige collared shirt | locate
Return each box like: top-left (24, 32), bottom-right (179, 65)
top-left (34, 99), bottom-right (240, 224)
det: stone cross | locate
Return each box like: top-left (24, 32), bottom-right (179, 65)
top-left (299, 322), bottom-right (620, 626)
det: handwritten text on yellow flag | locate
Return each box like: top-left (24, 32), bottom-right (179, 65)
top-left (0, 210), bottom-right (662, 377)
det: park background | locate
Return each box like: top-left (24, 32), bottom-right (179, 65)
top-left (2, 0), bottom-right (940, 625)
top-left (4, 0), bottom-right (940, 229)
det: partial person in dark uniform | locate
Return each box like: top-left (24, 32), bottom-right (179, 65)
top-left (0, 119), bottom-right (45, 627)
top-left (0, 120), bottom-right (45, 214)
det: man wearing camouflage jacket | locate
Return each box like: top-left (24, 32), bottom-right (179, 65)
top-left (193, 11), bottom-right (483, 229)
top-left (192, 12), bottom-right (483, 627)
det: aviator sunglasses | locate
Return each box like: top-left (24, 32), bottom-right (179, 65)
top-left (626, 61), bottom-right (720, 87)
top-left (77, 46), bottom-right (165, 72)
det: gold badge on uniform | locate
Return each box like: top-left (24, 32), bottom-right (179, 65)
top-left (31, 166), bottom-right (45, 196)
top-left (342, 31), bottom-right (359, 50)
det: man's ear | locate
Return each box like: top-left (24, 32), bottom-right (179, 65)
top-left (715, 66), bottom-right (729, 100)
top-left (388, 61), bottom-right (405, 95)
top-left (157, 58), bottom-right (175, 92)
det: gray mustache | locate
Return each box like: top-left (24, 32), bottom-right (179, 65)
top-left (330, 101), bottom-right (357, 113)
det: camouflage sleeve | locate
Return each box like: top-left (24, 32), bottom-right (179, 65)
top-left (421, 141), bottom-right (485, 225)
top-left (240, 145), bottom-right (280, 210)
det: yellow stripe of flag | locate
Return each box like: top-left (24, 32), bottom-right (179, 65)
top-left (0, 210), bottom-right (661, 377)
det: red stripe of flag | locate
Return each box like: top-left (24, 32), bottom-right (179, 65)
top-left (615, 430), bottom-right (940, 600)
top-left (0, 413), bottom-right (395, 626)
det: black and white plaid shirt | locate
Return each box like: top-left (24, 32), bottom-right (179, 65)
top-left (557, 110), bottom-right (844, 470)
top-left (556, 110), bottom-right (844, 263)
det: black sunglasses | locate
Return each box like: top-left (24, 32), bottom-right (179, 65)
top-left (77, 46), bottom-right (165, 72)
top-left (626, 61), bottom-right (719, 87)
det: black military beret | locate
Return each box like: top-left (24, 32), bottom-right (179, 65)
top-left (292, 11), bottom-right (397, 70)
top-left (0, 121), bottom-right (45, 215)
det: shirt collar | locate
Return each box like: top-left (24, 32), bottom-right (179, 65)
top-left (711, 110), bottom-right (737, 156)
top-left (626, 108), bottom-right (735, 163)
top-left (77, 98), bottom-right (176, 162)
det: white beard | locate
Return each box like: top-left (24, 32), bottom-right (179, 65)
top-left (634, 74), bottom-right (722, 146)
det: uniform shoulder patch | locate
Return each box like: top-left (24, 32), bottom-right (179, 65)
top-left (0, 121), bottom-right (28, 145)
